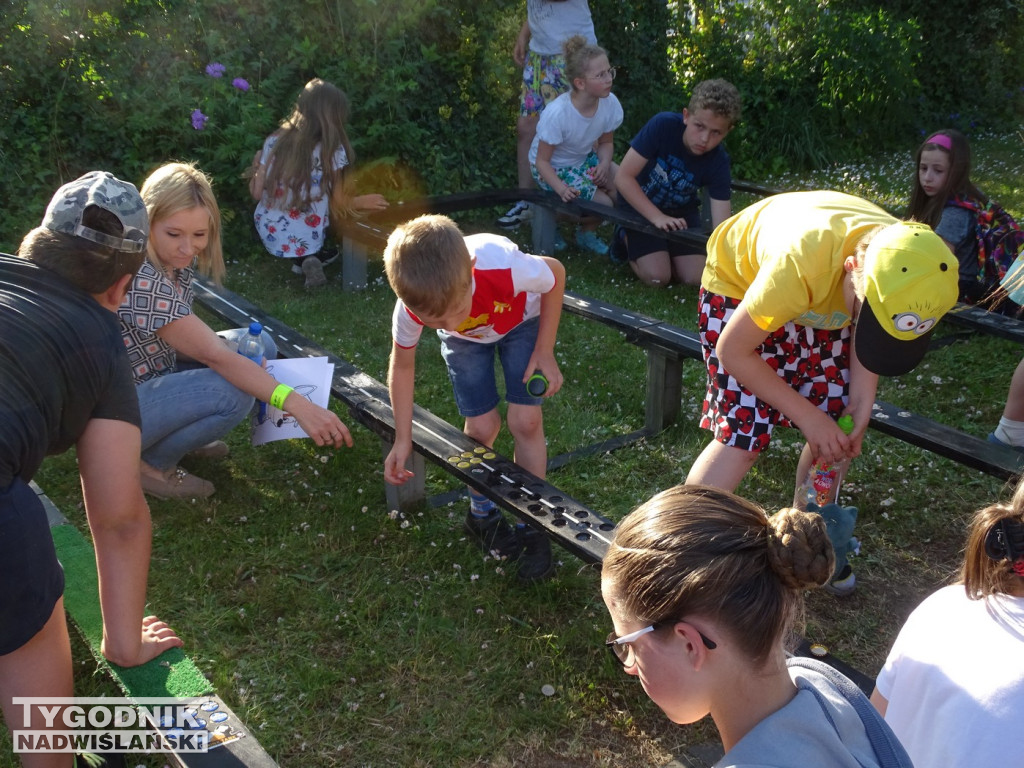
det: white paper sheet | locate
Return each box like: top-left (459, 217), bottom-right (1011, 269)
top-left (251, 357), bottom-right (335, 446)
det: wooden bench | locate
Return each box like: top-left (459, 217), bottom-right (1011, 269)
top-left (562, 290), bottom-right (1024, 481)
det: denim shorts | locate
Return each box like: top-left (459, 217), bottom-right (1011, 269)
top-left (440, 317), bottom-right (543, 417)
top-left (0, 477), bottom-right (65, 655)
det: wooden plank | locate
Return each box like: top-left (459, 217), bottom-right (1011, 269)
top-left (869, 400), bottom-right (1024, 480)
top-left (565, 290), bottom-right (1024, 480)
top-left (943, 302), bottom-right (1024, 345)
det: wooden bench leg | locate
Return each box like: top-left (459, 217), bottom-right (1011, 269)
top-left (341, 235), bottom-right (368, 291)
top-left (531, 205), bottom-right (558, 255)
top-left (645, 350), bottom-right (683, 432)
top-left (381, 439), bottom-right (426, 510)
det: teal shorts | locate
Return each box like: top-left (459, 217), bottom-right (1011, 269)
top-left (531, 150), bottom-right (600, 201)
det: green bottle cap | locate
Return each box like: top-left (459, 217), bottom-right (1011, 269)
top-left (526, 372), bottom-right (548, 396)
top-left (837, 414), bottom-right (855, 435)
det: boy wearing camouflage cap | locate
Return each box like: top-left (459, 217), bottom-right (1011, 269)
top-left (1, 172), bottom-right (182, 762)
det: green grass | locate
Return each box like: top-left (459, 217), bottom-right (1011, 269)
top-left (14, 129), bottom-right (1024, 767)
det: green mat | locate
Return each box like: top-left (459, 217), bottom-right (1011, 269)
top-left (51, 523), bottom-right (213, 698)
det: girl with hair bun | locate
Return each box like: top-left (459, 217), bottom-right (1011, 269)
top-left (602, 485), bottom-right (912, 767)
top-left (871, 479), bottom-right (1024, 767)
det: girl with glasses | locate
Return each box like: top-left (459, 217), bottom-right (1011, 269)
top-left (601, 485), bottom-right (912, 767)
top-left (529, 34), bottom-right (622, 256)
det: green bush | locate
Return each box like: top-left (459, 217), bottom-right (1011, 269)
top-left (2, 0), bottom-right (1022, 250)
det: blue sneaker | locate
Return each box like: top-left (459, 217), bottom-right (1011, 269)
top-left (575, 229), bottom-right (609, 256)
top-left (553, 231), bottom-right (567, 252)
top-left (988, 432), bottom-right (1024, 453)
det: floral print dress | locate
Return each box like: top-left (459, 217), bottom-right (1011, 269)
top-left (253, 135), bottom-right (348, 259)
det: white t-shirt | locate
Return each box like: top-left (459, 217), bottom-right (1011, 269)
top-left (527, 0), bottom-right (596, 54)
top-left (391, 233), bottom-right (555, 348)
top-left (875, 584), bottom-right (1024, 768)
top-left (529, 91), bottom-right (623, 168)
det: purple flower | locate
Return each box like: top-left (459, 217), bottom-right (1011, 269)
top-left (205, 62), bottom-right (226, 78)
top-left (232, 77), bottom-right (250, 92)
top-left (191, 109), bottom-right (208, 130)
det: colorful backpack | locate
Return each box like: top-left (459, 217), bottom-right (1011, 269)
top-left (949, 195), bottom-right (1024, 284)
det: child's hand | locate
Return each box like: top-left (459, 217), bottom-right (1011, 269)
top-left (590, 162), bottom-right (611, 187)
top-left (384, 441), bottom-right (416, 485)
top-left (102, 615), bottom-right (183, 668)
top-left (524, 353), bottom-right (563, 398)
top-left (558, 183), bottom-right (580, 203)
top-left (802, 410), bottom-right (855, 466)
top-left (650, 213), bottom-right (689, 231)
top-left (354, 194), bottom-right (389, 213)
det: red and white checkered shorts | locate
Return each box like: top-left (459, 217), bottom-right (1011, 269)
top-left (697, 289), bottom-right (851, 453)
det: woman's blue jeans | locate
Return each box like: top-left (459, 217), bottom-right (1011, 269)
top-left (138, 328), bottom-right (277, 470)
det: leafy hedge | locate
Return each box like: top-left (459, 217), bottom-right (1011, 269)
top-left (2, 0), bottom-right (1021, 251)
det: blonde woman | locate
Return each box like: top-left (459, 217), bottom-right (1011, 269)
top-left (120, 162), bottom-right (352, 499)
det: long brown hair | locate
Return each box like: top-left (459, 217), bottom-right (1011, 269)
top-left (602, 485), bottom-right (834, 667)
top-left (906, 128), bottom-right (986, 227)
top-left (962, 479), bottom-right (1024, 599)
top-left (262, 78), bottom-right (355, 213)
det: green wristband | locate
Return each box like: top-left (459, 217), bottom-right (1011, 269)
top-left (270, 384), bottom-right (294, 410)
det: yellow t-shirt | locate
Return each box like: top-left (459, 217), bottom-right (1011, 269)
top-left (702, 191), bottom-right (896, 332)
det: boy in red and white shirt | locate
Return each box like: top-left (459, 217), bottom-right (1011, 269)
top-left (383, 214), bottom-right (565, 582)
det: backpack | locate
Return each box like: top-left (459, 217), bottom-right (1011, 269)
top-left (949, 195), bottom-right (1024, 284)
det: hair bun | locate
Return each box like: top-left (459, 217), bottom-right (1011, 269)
top-left (766, 508), bottom-right (836, 589)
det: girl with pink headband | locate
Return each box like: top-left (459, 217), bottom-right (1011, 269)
top-left (906, 128), bottom-right (989, 302)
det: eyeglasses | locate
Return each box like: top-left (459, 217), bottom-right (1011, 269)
top-left (605, 622), bottom-right (716, 667)
top-left (588, 67), bottom-right (617, 82)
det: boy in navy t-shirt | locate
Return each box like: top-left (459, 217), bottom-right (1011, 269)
top-left (614, 78), bottom-right (741, 286)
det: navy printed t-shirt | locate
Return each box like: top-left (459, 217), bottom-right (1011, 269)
top-left (617, 111), bottom-right (731, 222)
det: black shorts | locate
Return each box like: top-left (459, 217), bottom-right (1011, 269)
top-left (0, 478), bottom-right (65, 655)
top-left (622, 210), bottom-right (706, 262)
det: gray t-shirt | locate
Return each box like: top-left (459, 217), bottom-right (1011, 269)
top-left (717, 658), bottom-right (912, 768)
top-left (0, 253), bottom-right (140, 488)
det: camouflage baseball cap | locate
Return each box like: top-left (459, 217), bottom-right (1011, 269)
top-left (42, 171), bottom-right (148, 253)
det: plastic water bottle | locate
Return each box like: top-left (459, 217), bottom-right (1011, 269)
top-left (237, 321), bottom-right (265, 363)
top-left (237, 322), bottom-right (266, 420)
top-left (801, 414), bottom-right (855, 507)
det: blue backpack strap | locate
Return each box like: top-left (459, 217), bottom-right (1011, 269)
top-left (791, 657), bottom-right (913, 768)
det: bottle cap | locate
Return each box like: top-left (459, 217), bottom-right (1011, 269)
top-left (526, 372), bottom-right (548, 397)
top-left (248, 321), bottom-right (263, 335)
top-left (837, 415), bottom-right (855, 435)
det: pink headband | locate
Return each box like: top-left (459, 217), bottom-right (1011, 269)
top-left (926, 133), bottom-right (952, 151)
